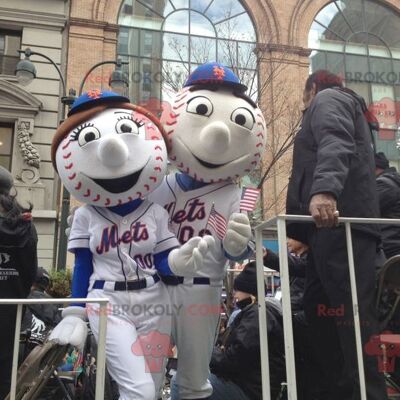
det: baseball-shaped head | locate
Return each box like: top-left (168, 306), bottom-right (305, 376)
top-left (163, 62), bottom-right (266, 182)
top-left (51, 91), bottom-right (169, 207)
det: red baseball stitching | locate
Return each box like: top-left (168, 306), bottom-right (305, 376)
top-left (149, 176), bottom-right (157, 182)
top-left (105, 198), bottom-right (111, 206)
top-left (75, 182), bottom-right (82, 190)
top-left (68, 173), bottom-right (76, 180)
top-left (63, 152), bottom-right (72, 159)
top-left (62, 141), bottom-right (72, 150)
top-left (83, 189), bottom-right (91, 197)
top-left (65, 163), bottom-right (73, 170)
top-left (173, 102), bottom-right (185, 110)
top-left (144, 184), bottom-right (150, 191)
top-left (93, 195), bottom-right (100, 202)
top-left (154, 166), bottom-right (162, 172)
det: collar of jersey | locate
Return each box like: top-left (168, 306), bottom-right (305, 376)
top-left (107, 198), bottom-right (143, 217)
top-left (175, 172), bottom-right (209, 192)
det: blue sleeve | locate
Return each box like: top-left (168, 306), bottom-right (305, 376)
top-left (154, 248), bottom-right (175, 276)
top-left (225, 245), bottom-right (253, 261)
top-left (71, 248), bottom-right (93, 307)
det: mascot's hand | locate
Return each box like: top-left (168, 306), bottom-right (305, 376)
top-left (65, 206), bottom-right (79, 237)
top-left (49, 306), bottom-right (87, 350)
top-left (223, 213), bottom-right (252, 257)
top-left (168, 235), bottom-right (215, 277)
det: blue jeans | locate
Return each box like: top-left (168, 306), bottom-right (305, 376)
top-left (170, 373), bottom-right (250, 400)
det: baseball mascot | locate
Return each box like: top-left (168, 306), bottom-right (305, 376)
top-left (148, 62), bottom-right (267, 400)
top-left (49, 91), bottom-right (214, 400)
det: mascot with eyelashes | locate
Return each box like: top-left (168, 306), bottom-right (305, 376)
top-left (147, 62), bottom-right (267, 400)
top-left (49, 90), bottom-right (215, 400)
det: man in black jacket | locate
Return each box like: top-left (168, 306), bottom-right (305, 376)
top-left (375, 151), bottom-right (400, 258)
top-left (286, 70), bottom-right (387, 400)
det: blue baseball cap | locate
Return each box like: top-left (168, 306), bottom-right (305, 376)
top-left (68, 90), bottom-right (130, 116)
top-left (184, 62), bottom-right (247, 92)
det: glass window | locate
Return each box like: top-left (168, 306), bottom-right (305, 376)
top-left (163, 33), bottom-right (189, 62)
top-left (0, 124), bottom-right (13, 171)
top-left (118, 0), bottom-right (257, 105)
top-left (0, 29), bottom-right (21, 76)
top-left (190, 36), bottom-right (216, 63)
top-left (164, 10), bottom-right (189, 34)
top-left (190, 11), bottom-right (215, 37)
top-left (205, 0), bottom-right (245, 23)
top-left (308, 0), bottom-right (400, 158)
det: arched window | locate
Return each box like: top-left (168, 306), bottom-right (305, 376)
top-left (117, 0), bottom-right (257, 110)
top-left (309, 0), bottom-right (400, 160)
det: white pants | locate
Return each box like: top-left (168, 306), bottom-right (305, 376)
top-left (168, 284), bottom-right (222, 399)
top-left (87, 281), bottom-right (172, 400)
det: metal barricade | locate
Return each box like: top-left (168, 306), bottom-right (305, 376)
top-left (0, 297), bottom-right (109, 400)
top-left (255, 215), bottom-right (400, 400)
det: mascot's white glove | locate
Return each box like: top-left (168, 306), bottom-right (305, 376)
top-left (168, 235), bottom-right (216, 277)
top-left (49, 306), bottom-right (87, 350)
top-left (223, 213), bottom-right (252, 257)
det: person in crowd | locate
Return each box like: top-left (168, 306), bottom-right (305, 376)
top-left (263, 238), bottom-right (308, 313)
top-left (208, 261), bottom-right (286, 400)
top-left (22, 267), bottom-right (61, 333)
top-left (286, 69), bottom-right (387, 399)
top-left (375, 151), bottom-right (400, 258)
top-left (0, 166), bottom-right (38, 399)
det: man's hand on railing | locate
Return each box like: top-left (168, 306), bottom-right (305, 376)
top-left (49, 306), bottom-right (87, 350)
top-left (309, 193), bottom-right (339, 228)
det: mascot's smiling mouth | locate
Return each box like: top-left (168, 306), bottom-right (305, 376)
top-left (177, 137), bottom-right (248, 169)
top-left (89, 168), bottom-right (144, 193)
top-left (193, 155), bottom-right (229, 169)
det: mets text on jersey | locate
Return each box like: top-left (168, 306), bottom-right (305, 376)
top-left (96, 222), bottom-right (149, 254)
top-left (164, 199), bottom-right (212, 243)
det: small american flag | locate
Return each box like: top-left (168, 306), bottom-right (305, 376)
top-left (206, 204), bottom-right (227, 240)
top-left (240, 187), bottom-right (260, 212)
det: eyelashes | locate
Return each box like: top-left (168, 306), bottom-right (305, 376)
top-left (70, 122), bottom-right (94, 141)
top-left (68, 115), bottom-right (145, 142)
top-left (117, 114), bottom-right (145, 128)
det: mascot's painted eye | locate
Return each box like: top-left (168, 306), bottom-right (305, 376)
top-left (72, 124), bottom-right (101, 147)
top-left (115, 117), bottom-right (143, 135)
top-left (186, 96), bottom-right (213, 117)
top-left (230, 107), bottom-right (255, 130)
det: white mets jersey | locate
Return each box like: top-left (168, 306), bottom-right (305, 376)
top-left (148, 174), bottom-right (242, 280)
top-left (68, 200), bottom-right (179, 285)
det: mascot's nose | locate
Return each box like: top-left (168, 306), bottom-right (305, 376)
top-left (97, 136), bottom-right (129, 167)
top-left (199, 122), bottom-right (230, 154)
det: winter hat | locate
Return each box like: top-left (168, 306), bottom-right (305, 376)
top-left (233, 261), bottom-right (266, 297)
top-left (0, 166), bottom-right (13, 195)
top-left (375, 152), bottom-right (389, 169)
top-left (184, 61), bottom-right (247, 92)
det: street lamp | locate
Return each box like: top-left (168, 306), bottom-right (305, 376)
top-left (15, 48), bottom-right (129, 270)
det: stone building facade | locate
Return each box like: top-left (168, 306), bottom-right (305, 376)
top-left (0, 0), bottom-right (69, 268)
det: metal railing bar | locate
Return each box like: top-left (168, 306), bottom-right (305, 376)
top-left (4, 297), bottom-right (109, 400)
top-left (276, 217), bottom-right (297, 400)
top-left (345, 222), bottom-right (367, 400)
top-left (256, 228), bottom-right (271, 400)
top-left (10, 304), bottom-right (22, 400)
top-left (0, 298), bottom-right (109, 305)
top-left (264, 214), bottom-right (400, 225)
top-left (96, 303), bottom-right (108, 400)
